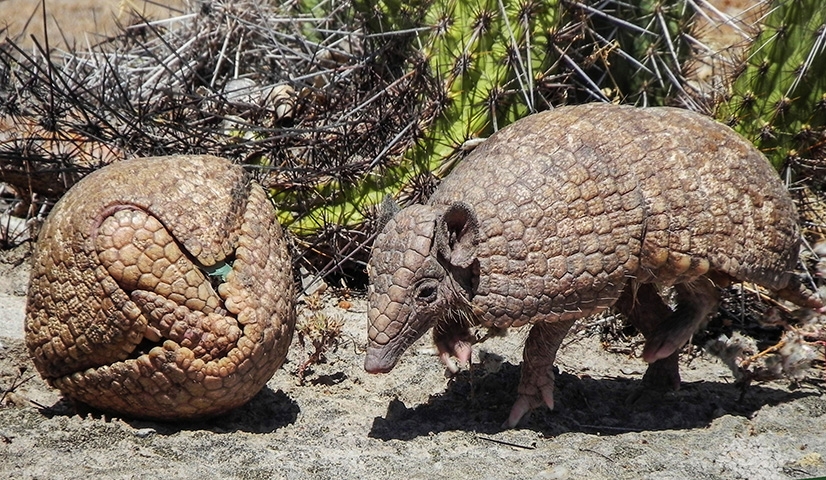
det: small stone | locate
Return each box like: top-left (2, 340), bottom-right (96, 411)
top-left (133, 428), bottom-right (156, 439)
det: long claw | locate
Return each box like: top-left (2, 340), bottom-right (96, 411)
top-left (540, 384), bottom-right (555, 410)
top-left (503, 385), bottom-right (556, 429)
top-left (439, 352), bottom-right (460, 374)
top-left (504, 395), bottom-right (533, 429)
top-left (642, 334), bottom-right (685, 364)
top-left (437, 340), bottom-right (473, 374)
top-left (453, 340), bottom-right (472, 366)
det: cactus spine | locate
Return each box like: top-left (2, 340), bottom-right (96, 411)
top-left (716, 0), bottom-right (826, 171)
top-left (280, 0), bottom-right (565, 235)
top-left (576, 0), bottom-right (696, 105)
top-left (282, 0), bottom-right (703, 235)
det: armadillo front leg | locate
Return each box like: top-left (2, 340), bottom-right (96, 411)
top-left (506, 319), bottom-right (575, 428)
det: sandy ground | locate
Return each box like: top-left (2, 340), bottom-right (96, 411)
top-left (1, 242), bottom-right (825, 479)
top-left (4, 1), bottom-right (826, 479)
top-left (1, 0), bottom-right (186, 50)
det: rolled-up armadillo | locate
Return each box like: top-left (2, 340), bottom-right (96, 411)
top-left (364, 103), bottom-right (823, 427)
top-left (25, 155), bottom-right (295, 420)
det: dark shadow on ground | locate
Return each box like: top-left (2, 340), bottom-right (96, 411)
top-left (38, 386), bottom-right (300, 434)
top-left (368, 362), bottom-right (816, 440)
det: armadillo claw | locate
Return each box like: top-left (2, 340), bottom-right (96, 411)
top-left (440, 353), bottom-right (460, 374)
top-left (504, 386), bottom-right (555, 429)
top-left (641, 333), bottom-right (687, 364)
top-left (438, 339), bottom-right (473, 374)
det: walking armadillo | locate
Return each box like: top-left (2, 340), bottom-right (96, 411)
top-left (364, 103), bottom-right (824, 427)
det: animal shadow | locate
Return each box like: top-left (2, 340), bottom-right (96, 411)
top-left (368, 362), bottom-right (815, 441)
top-left (39, 386), bottom-right (300, 434)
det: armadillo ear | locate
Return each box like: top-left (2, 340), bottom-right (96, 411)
top-left (375, 195), bottom-right (401, 233)
top-left (435, 202), bottom-right (479, 268)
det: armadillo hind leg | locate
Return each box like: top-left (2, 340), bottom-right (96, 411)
top-left (505, 319), bottom-right (576, 429)
top-left (614, 283), bottom-right (681, 391)
top-left (641, 277), bottom-right (720, 364)
top-left (774, 276), bottom-right (826, 311)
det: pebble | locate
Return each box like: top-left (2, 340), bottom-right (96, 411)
top-left (133, 428), bottom-right (156, 439)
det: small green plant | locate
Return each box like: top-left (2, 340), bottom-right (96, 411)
top-left (295, 311), bottom-right (345, 385)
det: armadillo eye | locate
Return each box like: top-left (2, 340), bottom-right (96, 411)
top-left (416, 284), bottom-right (437, 302)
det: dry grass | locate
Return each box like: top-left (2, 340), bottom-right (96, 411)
top-left (0, 0), bottom-right (433, 280)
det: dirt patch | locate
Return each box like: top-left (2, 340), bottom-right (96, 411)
top-left (1, 243), bottom-right (825, 479)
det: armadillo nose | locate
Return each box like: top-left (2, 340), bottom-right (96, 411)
top-left (364, 361), bottom-right (391, 374)
top-left (364, 348), bottom-right (397, 374)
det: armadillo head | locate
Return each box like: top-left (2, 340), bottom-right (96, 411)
top-left (365, 202), bottom-right (480, 373)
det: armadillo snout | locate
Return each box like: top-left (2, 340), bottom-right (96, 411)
top-left (364, 346), bottom-right (397, 373)
top-left (365, 303), bottom-right (408, 373)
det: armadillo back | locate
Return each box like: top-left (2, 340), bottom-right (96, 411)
top-left (429, 103), bottom-right (799, 327)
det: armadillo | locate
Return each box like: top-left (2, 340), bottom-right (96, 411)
top-left (25, 155), bottom-right (295, 420)
top-left (364, 103), bottom-right (823, 427)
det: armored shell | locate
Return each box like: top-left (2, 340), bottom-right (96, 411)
top-left (426, 102), bottom-right (800, 327)
top-left (25, 155), bottom-right (295, 420)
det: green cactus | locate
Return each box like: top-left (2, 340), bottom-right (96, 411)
top-left (0, 0), bottom-right (705, 247)
top-left (716, 0), bottom-right (826, 170)
top-left (574, 0), bottom-right (696, 105)
top-left (280, 0), bottom-right (567, 235)
top-left (415, 0), bottom-right (562, 160)
top-left (279, 0), bottom-right (705, 236)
